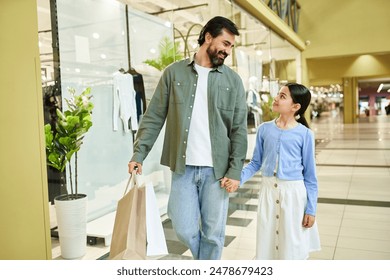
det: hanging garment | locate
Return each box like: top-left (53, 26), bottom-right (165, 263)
top-left (113, 71), bottom-right (138, 133)
top-left (127, 68), bottom-right (146, 123)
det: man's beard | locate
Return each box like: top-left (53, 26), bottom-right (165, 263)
top-left (206, 46), bottom-right (228, 67)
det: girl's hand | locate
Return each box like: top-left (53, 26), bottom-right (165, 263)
top-left (302, 214), bottom-right (315, 228)
top-left (220, 177), bottom-right (239, 193)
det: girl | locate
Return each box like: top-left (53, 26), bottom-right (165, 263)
top-left (226, 83), bottom-right (321, 259)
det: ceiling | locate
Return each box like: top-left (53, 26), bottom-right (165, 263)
top-left (36, 0), bottom-right (389, 93)
top-left (37, 0), bottom-right (298, 67)
top-left (358, 78), bottom-right (390, 94)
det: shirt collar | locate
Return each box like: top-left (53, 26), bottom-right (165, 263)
top-left (187, 53), bottom-right (224, 73)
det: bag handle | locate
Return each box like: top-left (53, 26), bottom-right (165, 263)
top-left (123, 171), bottom-right (138, 196)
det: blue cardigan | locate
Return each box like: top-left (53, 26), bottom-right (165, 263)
top-left (241, 120), bottom-right (318, 216)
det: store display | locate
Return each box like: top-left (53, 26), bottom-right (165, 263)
top-left (113, 69), bottom-right (138, 133)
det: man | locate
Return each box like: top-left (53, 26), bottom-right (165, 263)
top-left (128, 16), bottom-right (247, 260)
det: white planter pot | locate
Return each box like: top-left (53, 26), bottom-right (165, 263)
top-left (54, 194), bottom-right (87, 259)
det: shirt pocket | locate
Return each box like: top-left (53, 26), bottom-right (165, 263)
top-left (217, 85), bottom-right (235, 110)
top-left (171, 80), bottom-right (188, 104)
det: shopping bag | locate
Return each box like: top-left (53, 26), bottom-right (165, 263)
top-left (145, 182), bottom-right (168, 256)
top-left (109, 173), bottom-right (146, 260)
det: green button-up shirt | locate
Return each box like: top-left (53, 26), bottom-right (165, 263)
top-left (131, 57), bottom-right (248, 181)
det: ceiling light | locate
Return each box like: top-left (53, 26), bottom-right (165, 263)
top-left (377, 83), bottom-right (384, 92)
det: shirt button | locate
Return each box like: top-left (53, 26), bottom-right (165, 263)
top-left (188, 117), bottom-right (190, 119)
top-left (184, 141), bottom-right (186, 144)
top-left (190, 105), bottom-right (193, 108)
top-left (192, 94), bottom-right (194, 97)
top-left (182, 155), bottom-right (185, 158)
top-left (276, 246), bottom-right (278, 250)
top-left (185, 129), bottom-right (188, 132)
top-left (276, 231), bottom-right (279, 235)
top-left (274, 183), bottom-right (278, 188)
top-left (193, 84), bottom-right (196, 86)
top-left (276, 200), bottom-right (279, 204)
top-left (276, 215), bottom-right (279, 219)
top-left (273, 172), bottom-right (277, 176)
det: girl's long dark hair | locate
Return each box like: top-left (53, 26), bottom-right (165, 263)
top-left (285, 83), bottom-right (311, 128)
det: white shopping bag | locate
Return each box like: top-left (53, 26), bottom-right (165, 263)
top-left (145, 182), bottom-right (168, 256)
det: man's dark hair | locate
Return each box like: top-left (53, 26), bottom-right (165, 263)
top-left (197, 16), bottom-right (240, 46)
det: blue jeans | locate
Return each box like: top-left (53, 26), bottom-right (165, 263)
top-left (167, 166), bottom-right (229, 260)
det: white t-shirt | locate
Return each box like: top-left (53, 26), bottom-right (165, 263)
top-left (185, 63), bottom-right (213, 167)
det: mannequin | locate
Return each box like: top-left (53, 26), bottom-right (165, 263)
top-left (247, 76), bottom-right (262, 130)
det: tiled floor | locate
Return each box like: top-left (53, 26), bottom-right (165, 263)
top-left (308, 111), bottom-right (390, 260)
top-left (52, 109), bottom-right (390, 260)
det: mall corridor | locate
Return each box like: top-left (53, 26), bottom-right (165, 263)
top-left (177, 110), bottom-right (390, 260)
top-left (207, 110), bottom-right (390, 260)
top-left (307, 111), bottom-right (390, 259)
top-left (61, 110), bottom-right (390, 260)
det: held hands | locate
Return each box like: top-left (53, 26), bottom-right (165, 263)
top-left (220, 177), bottom-right (240, 193)
top-left (302, 214), bottom-right (315, 228)
top-left (128, 161), bottom-right (142, 175)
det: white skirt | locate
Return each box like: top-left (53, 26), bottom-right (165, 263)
top-left (255, 176), bottom-right (321, 260)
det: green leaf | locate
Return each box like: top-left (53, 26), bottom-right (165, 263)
top-left (143, 36), bottom-right (183, 71)
top-left (43, 87), bottom-right (94, 194)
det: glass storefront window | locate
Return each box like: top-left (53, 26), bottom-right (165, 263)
top-left (53, 0), bottom-right (175, 219)
top-left (55, 0), bottom-right (132, 220)
top-left (127, 8), bottom-right (174, 100)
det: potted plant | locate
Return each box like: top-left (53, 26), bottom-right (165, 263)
top-left (261, 94), bottom-right (279, 121)
top-left (143, 36), bottom-right (183, 71)
top-left (44, 87), bottom-right (93, 259)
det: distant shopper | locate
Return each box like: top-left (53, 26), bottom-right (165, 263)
top-left (226, 83), bottom-right (321, 259)
top-left (385, 102), bottom-right (390, 115)
top-left (128, 16), bottom-right (247, 260)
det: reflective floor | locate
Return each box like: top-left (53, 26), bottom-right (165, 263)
top-left (52, 109), bottom-right (390, 260)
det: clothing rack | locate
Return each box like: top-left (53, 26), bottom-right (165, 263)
top-left (125, 5), bottom-right (132, 71)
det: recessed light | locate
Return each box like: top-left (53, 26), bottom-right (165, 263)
top-left (377, 83), bottom-right (384, 92)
